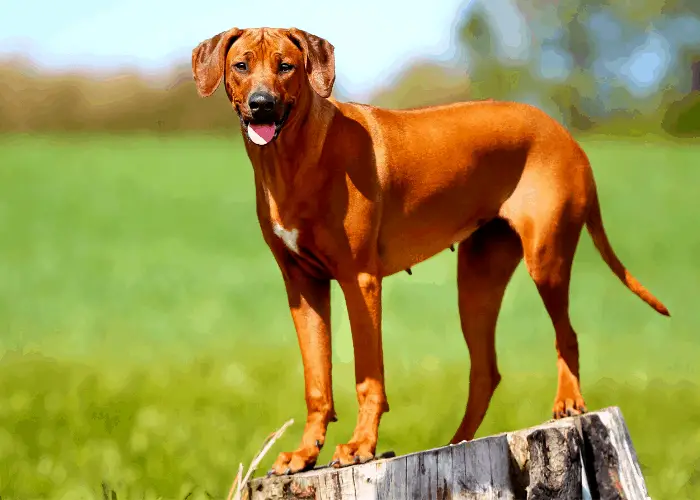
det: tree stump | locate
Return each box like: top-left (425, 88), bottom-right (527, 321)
top-left (247, 406), bottom-right (650, 499)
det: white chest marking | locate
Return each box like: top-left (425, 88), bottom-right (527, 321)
top-left (272, 222), bottom-right (300, 254)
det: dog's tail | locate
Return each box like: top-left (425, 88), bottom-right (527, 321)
top-left (585, 188), bottom-right (670, 316)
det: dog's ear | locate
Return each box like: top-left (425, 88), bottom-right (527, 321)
top-left (191, 28), bottom-right (243, 97)
top-left (287, 28), bottom-right (335, 98)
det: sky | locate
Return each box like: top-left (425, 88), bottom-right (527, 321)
top-left (0, 0), bottom-right (476, 100)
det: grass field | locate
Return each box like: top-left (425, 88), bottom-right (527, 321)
top-left (0, 133), bottom-right (698, 499)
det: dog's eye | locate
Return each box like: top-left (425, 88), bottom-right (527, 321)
top-left (234, 62), bottom-right (248, 72)
top-left (279, 63), bottom-right (294, 73)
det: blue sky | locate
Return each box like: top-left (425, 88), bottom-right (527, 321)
top-left (0, 0), bottom-right (477, 100)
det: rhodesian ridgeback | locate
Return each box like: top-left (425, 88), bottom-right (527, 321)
top-left (191, 27), bottom-right (670, 475)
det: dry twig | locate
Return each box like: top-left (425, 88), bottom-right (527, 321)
top-left (227, 418), bottom-right (295, 500)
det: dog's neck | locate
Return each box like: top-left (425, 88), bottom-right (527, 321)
top-left (244, 87), bottom-right (336, 216)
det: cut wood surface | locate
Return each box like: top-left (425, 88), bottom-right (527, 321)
top-left (247, 407), bottom-right (650, 500)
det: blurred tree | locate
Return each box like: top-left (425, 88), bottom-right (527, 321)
top-left (453, 0), bottom-right (700, 133)
top-left (454, 2), bottom-right (538, 105)
top-left (370, 61), bottom-right (471, 110)
top-left (662, 49), bottom-right (700, 137)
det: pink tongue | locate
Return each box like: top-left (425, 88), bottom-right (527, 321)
top-left (247, 123), bottom-right (276, 145)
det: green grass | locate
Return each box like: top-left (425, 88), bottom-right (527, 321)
top-left (0, 133), bottom-right (698, 499)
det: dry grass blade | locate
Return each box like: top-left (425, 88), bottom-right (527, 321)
top-left (226, 463), bottom-right (243, 500)
top-left (227, 418), bottom-right (295, 500)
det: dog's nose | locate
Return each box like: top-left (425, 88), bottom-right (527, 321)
top-left (248, 92), bottom-right (276, 117)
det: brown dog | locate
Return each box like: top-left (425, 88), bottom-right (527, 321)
top-left (191, 27), bottom-right (669, 475)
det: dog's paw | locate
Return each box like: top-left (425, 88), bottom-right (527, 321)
top-left (330, 442), bottom-right (375, 468)
top-left (269, 446), bottom-right (320, 476)
top-left (552, 398), bottom-right (587, 419)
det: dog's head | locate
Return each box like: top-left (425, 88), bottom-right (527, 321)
top-left (192, 27), bottom-right (335, 146)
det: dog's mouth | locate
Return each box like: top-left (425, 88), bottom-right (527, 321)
top-left (238, 105), bottom-right (291, 146)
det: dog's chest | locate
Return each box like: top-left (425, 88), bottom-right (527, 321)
top-left (259, 185), bottom-right (334, 274)
top-left (271, 221), bottom-right (300, 254)
top-left (261, 189), bottom-right (311, 256)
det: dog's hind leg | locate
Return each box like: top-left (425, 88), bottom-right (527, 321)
top-left (449, 218), bottom-right (523, 444)
top-left (504, 190), bottom-right (589, 419)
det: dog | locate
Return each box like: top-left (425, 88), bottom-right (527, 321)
top-left (191, 27), bottom-right (670, 476)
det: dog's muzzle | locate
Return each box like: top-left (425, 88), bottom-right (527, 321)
top-left (240, 91), bottom-right (290, 146)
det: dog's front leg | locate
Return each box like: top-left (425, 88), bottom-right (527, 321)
top-left (331, 272), bottom-right (389, 467)
top-left (270, 264), bottom-right (336, 475)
